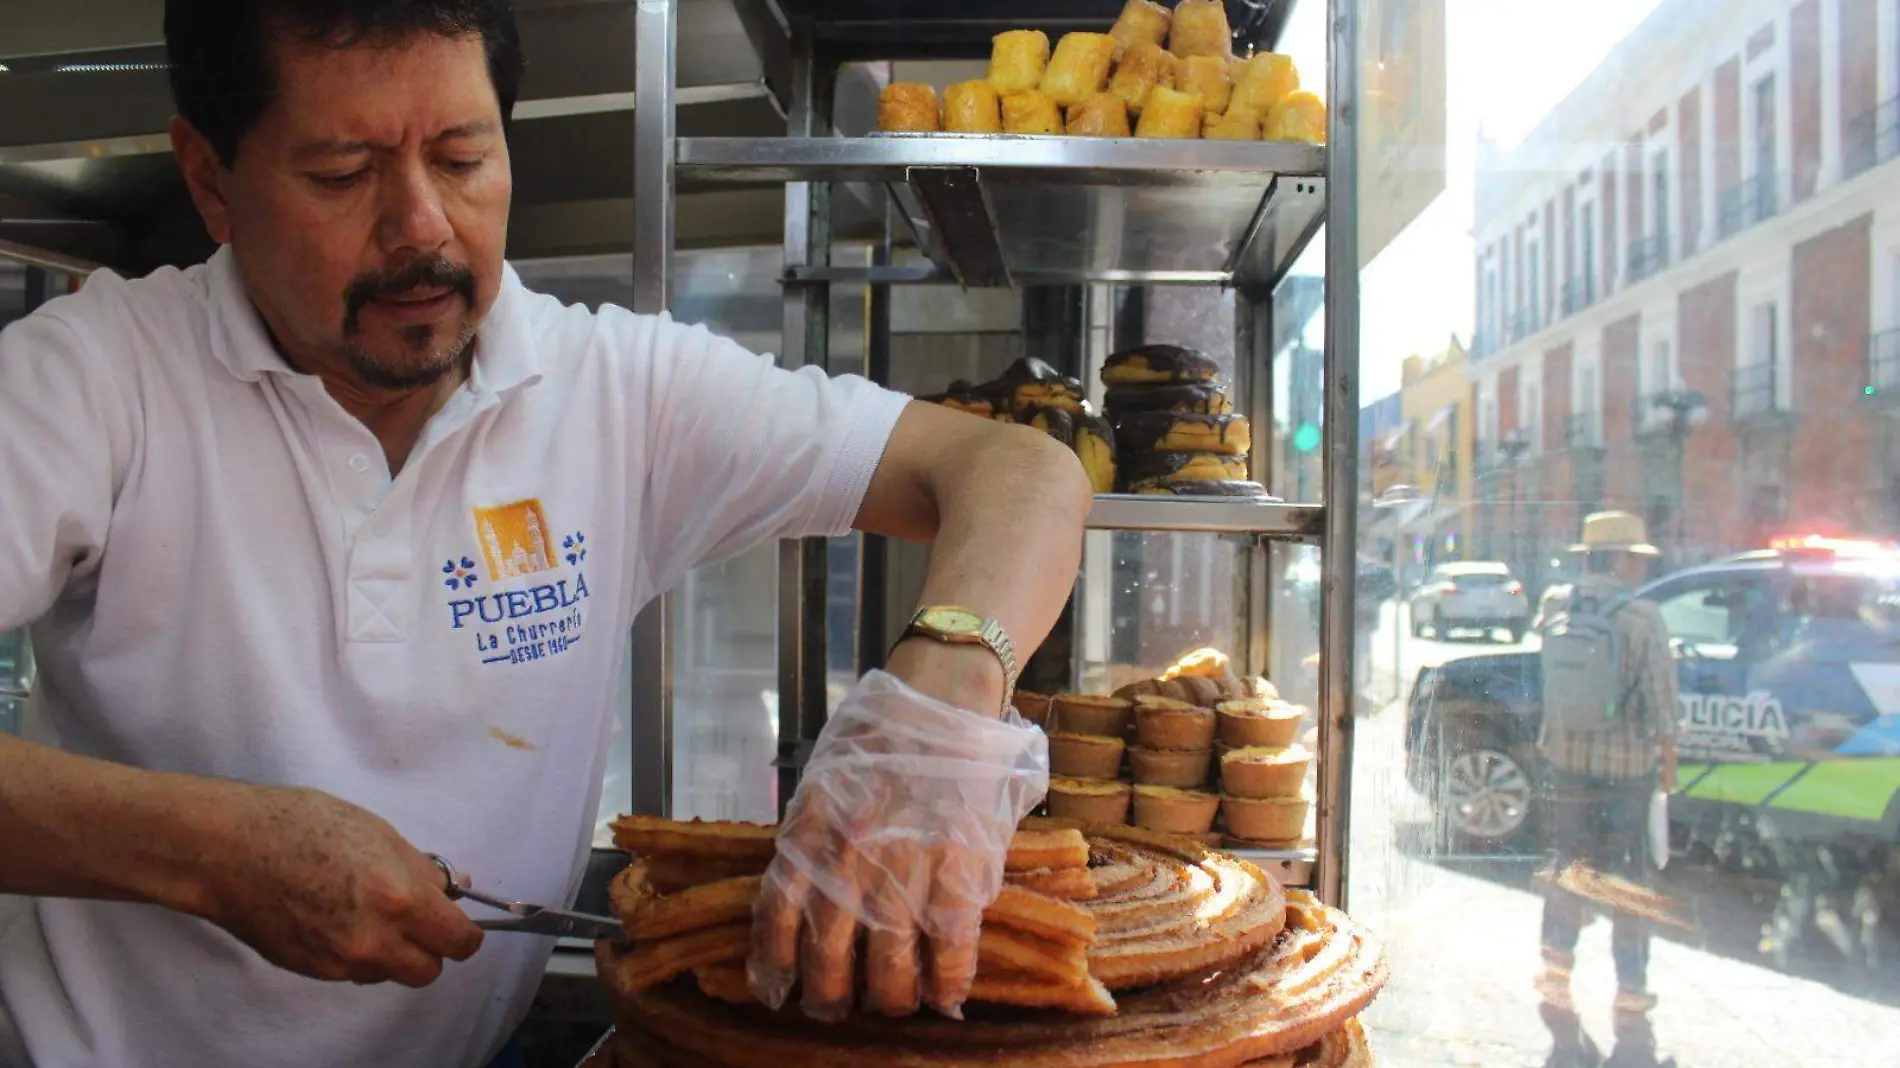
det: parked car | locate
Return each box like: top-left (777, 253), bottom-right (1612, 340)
top-left (1409, 561), bottom-right (1532, 642)
top-left (1404, 537), bottom-right (1900, 967)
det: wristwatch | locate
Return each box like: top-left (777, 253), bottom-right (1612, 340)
top-left (894, 605), bottom-right (1019, 711)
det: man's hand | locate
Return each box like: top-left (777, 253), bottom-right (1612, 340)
top-left (195, 785), bottom-right (484, 987)
top-left (747, 671), bottom-right (1048, 1021)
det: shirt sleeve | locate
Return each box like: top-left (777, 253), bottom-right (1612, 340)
top-left (0, 309), bottom-right (135, 629)
top-left (622, 311), bottom-right (910, 600)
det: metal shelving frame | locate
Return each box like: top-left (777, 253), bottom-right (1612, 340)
top-left (632, 0), bottom-right (1360, 907)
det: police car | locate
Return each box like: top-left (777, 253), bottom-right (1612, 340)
top-left (1405, 535), bottom-right (1900, 860)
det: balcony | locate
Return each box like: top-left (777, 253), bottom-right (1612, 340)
top-left (1865, 328), bottom-right (1900, 404)
top-left (1718, 173), bottom-right (1781, 241)
top-left (1845, 96), bottom-right (1900, 179)
top-left (1560, 276), bottom-right (1597, 317)
top-left (1563, 411), bottom-right (1600, 450)
top-left (1730, 362), bottom-right (1785, 422)
top-left (1625, 231), bottom-right (1669, 284)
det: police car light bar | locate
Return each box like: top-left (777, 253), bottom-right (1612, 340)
top-left (1768, 534), bottom-right (1892, 557)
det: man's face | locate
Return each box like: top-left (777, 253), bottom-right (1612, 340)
top-left (181, 31), bottom-right (512, 390)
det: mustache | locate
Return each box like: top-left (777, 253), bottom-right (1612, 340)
top-left (343, 258), bottom-right (476, 331)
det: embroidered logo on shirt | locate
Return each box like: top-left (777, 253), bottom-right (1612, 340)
top-left (448, 502), bottom-right (591, 668)
top-left (472, 499), bottom-right (558, 581)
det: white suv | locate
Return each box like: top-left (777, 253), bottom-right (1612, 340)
top-left (1411, 562), bottom-right (1532, 643)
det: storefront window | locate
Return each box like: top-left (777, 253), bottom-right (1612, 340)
top-left (1355, 0), bottom-right (1900, 1059)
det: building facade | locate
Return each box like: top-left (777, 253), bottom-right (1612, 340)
top-left (1470, 0), bottom-right (1900, 584)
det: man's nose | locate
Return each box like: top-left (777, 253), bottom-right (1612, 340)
top-left (377, 161), bottom-right (454, 255)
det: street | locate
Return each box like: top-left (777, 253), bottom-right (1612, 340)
top-left (1348, 600), bottom-right (1900, 1066)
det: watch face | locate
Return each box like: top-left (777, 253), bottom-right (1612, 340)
top-left (919, 606), bottom-right (984, 635)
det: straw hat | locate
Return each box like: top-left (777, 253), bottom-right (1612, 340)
top-left (1569, 510), bottom-right (1660, 555)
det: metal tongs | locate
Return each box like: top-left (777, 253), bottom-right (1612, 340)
top-left (428, 854), bottom-right (625, 940)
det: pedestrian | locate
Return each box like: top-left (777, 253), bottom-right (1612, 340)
top-left (1533, 511), bottom-right (1679, 1068)
top-left (0, 3), bottom-right (1092, 1065)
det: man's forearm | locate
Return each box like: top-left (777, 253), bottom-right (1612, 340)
top-left (0, 732), bottom-right (228, 913)
top-left (885, 427), bottom-right (1092, 712)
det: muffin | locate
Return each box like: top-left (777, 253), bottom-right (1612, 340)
top-left (1131, 785), bottom-right (1221, 834)
top-left (1217, 698), bottom-right (1304, 749)
top-left (1135, 699), bottom-right (1218, 751)
top-left (1011, 690), bottom-right (1053, 728)
top-left (1220, 744), bottom-right (1312, 799)
top-left (1128, 746), bottom-right (1213, 788)
top-left (1047, 776), bottom-right (1133, 825)
top-left (1051, 694), bottom-right (1135, 737)
top-left (1049, 731), bottom-right (1127, 781)
top-left (1222, 794), bottom-right (1310, 842)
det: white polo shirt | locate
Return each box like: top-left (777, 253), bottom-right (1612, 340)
top-left (0, 247), bottom-right (909, 1068)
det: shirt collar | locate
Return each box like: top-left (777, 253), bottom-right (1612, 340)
top-left (202, 245), bottom-right (542, 395)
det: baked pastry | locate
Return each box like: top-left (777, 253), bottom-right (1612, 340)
top-left (1222, 793), bottom-right (1310, 842)
top-left (1216, 698), bottom-right (1303, 748)
top-left (1024, 405), bottom-right (1077, 447)
top-left (1163, 646), bottom-right (1231, 680)
top-left (944, 79), bottom-right (1004, 133)
top-left (1168, 0), bottom-right (1233, 58)
top-left (1129, 746), bottom-right (1213, 789)
top-left (1114, 411), bottom-right (1252, 456)
top-left (1133, 86), bottom-right (1203, 139)
top-left (1049, 731), bottom-right (1127, 781)
top-left (1134, 699), bottom-right (1218, 751)
top-left (1130, 785), bottom-right (1220, 834)
top-left (1205, 105), bottom-right (1263, 141)
top-left (1102, 344), bottom-right (1223, 385)
top-left (1179, 54), bottom-right (1235, 115)
top-left (1050, 694), bottom-right (1135, 737)
top-left (919, 382), bottom-right (996, 418)
top-left (1122, 450), bottom-right (1251, 489)
top-left (996, 356), bottom-right (1085, 414)
top-left (988, 29), bottom-right (1051, 96)
top-left (1231, 52), bottom-right (1299, 114)
top-left (1047, 776), bottom-right (1132, 825)
top-left (1134, 480), bottom-right (1269, 498)
top-left (1104, 382), bottom-right (1233, 416)
top-left (877, 83), bottom-right (941, 133)
top-left (1108, 42), bottom-right (1177, 115)
top-left (1067, 92), bottom-right (1132, 137)
top-left (1108, 0), bottom-right (1172, 57)
top-left (1074, 413), bottom-right (1118, 495)
top-left (1001, 90), bottom-right (1064, 135)
top-left (1266, 90), bottom-right (1328, 143)
top-left (1011, 690), bottom-right (1053, 728)
top-left (1040, 32), bottom-right (1117, 108)
top-left (1220, 744), bottom-right (1312, 799)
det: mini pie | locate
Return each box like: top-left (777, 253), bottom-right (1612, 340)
top-left (1221, 744), bottom-right (1312, 799)
top-left (1223, 793), bottom-right (1310, 842)
top-left (1129, 746), bottom-right (1213, 789)
top-left (1102, 344), bottom-right (1222, 385)
top-left (1136, 702), bottom-right (1218, 751)
top-left (1047, 776), bottom-right (1133, 825)
top-left (1217, 698), bottom-right (1304, 748)
top-left (1051, 694), bottom-right (1134, 737)
top-left (1131, 784), bottom-right (1221, 834)
top-left (1113, 412), bottom-right (1252, 456)
top-left (1010, 690), bottom-right (1053, 728)
top-left (1049, 731), bottom-right (1128, 781)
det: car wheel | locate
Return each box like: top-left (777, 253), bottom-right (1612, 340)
top-left (1431, 729), bottom-right (1534, 849)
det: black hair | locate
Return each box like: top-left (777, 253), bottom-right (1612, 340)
top-left (163, 0), bottom-right (524, 165)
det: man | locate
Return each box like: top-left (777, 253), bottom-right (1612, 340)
top-left (0, 3), bottom-right (1091, 1066)
top-left (1533, 511), bottom-right (1679, 1068)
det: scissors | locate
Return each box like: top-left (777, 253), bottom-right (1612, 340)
top-left (428, 854), bottom-right (625, 941)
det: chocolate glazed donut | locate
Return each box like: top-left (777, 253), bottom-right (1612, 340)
top-left (1112, 412), bottom-right (1253, 457)
top-left (1134, 479), bottom-right (1272, 498)
top-left (1120, 451), bottom-right (1251, 487)
top-left (1104, 382), bottom-right (1234, 416)
top-left (1101, 344), bottom-right (1222, 386)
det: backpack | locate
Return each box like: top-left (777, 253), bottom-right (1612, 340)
top-left (1539, 589), bottom-right (1642, 737)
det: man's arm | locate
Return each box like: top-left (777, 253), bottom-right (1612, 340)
top-left (852, 402), bottom-right (1094, 716)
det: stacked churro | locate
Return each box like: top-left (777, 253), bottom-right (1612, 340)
top-left (596, 816), bottom-right (1388, 1066)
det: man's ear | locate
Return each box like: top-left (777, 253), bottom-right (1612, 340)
top-left (170, 116), bottom-right (234, 245)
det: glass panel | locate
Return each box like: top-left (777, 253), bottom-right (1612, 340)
top-left (1354, 0), bottom-right (1900, 1061)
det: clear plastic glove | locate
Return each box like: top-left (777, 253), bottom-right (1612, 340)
top-left (746, 669), bottom-right (1049, 1021)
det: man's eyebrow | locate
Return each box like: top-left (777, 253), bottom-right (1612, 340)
top-left (289, 123), bottom-right (496, 161)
